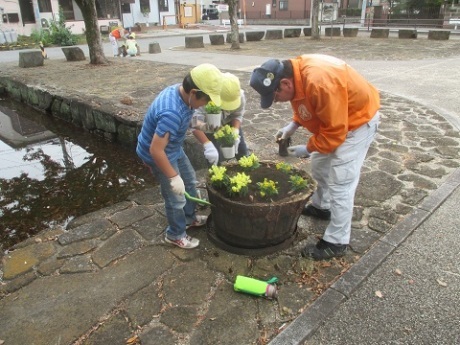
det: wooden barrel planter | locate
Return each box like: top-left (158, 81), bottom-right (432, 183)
top-left (206, 161), bottom-right (314, 256)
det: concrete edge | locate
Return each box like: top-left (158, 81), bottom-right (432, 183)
top-left (268, 167), bottom-right (460, 345)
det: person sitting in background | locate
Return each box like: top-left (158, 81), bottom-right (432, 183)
top-left (125, 34), bottom-right (139, 57)
top-left (192, 72), bottom-right (248, 164)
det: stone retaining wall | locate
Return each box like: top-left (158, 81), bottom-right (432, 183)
top-left (0, 77), bottom-right (140, 146)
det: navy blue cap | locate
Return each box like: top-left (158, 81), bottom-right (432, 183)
top-left (249, 59), bottom-right (284, 109)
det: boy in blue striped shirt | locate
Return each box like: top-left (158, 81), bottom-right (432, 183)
top-left (137, 64), bottom-right (223, 249)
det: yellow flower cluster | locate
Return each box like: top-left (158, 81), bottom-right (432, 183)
top-left (276, 162), bottom-right (292, 173)
top-left (209, 165), bottom-right (228, 188)
top-left (257, 178), bottom-right (279, 198)
top-left (238, 153), bottom-right (260, 170)
top-left (229, 172), bottom-right (252, 196)
top-left (213, 124), bottom-right (238, 147)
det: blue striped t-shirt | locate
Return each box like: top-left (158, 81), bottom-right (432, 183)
top-left (136, 84), bottom-right (194, 166)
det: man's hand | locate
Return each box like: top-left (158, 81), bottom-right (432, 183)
top-left (287, 145), bottom-right (310, 158)
top-left (169, 175), bottom-right (185, 195)
top-left (274, 121), bottom-right (300, 141)
top-left (204, 141), bottom-right (219, 165)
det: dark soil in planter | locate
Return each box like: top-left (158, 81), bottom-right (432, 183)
top-left (209, 162), bottom-right (313, 204)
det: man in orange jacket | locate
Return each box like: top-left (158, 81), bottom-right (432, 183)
top-left (250, 54), bottom-right (380, 260)
top-left (109, 26), bottom-right (127, 57)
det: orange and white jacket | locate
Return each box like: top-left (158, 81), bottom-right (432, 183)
top-left (290, 54), bottom-right (380, 154)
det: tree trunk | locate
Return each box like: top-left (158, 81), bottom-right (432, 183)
top-left (311, 0), bottom-right (321, 40)
top-left (74, 0), bottom-right (108, 65)
top-left (226, 0), bottom-right (241, 50)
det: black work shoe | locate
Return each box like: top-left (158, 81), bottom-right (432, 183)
top-left (301, 239), bottom-right (347, 260)
top-left (302, 204), bottom-right (331, 220)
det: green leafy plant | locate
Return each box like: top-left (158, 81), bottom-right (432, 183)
top-left (257, 178), bottom-right (279, 198)
top-left (289, 175), bottom-right (309, 192)
top-left (204, 101), bottom-right (221, 114)
top-left (213, 124), bottom-right (238, 147)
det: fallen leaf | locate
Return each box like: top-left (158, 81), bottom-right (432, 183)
top-left (394, 269), bottom-right (402, 276)
top-left (436, 279), bottom-right (448, 287)
top-left (126, 335), bottom-right (138, 344)
top-left (375, 290), bottom-right (384, 298)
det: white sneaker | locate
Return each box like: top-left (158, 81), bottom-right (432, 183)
top-left (165, 235), bottom-right (199, 249)
top-left (186, 215), bottom-right (208, 230)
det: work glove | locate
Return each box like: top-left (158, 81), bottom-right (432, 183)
top-left (274, 121), bottom-right (300, 141)
top-left (204, 141), bottom-right (219, 165)
top-left (233, 128), bottom-right (241, 154)
top-left (287, 145), bottom-right (310, 158)
top-left (169, 175), bottom-right (185, 195)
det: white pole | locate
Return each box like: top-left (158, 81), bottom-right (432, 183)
top-left (360, 0), bottom-right (367, 27)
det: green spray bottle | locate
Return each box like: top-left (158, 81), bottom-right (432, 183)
top-left (233, 275), bottom-right (278, 299)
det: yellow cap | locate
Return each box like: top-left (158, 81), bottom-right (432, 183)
top-left (220, 73), bottom-right (241, 111)
top-left (190, 63), bottom-right (223, 106)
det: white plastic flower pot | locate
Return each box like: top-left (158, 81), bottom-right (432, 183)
top-left (220, 145), bottom-right (236, 160)
top-left (206, 113), bottom-right (222, 132)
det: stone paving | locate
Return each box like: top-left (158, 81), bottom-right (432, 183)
top-left (1, 35), bottom-right (460, 344)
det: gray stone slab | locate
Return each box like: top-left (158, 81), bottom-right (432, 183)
top-left (148, 42), bottom-right (161, 53)
top-left (370, 28), bottom-right (390, 38)
top-left (18, 51), bottom-right (44, 68)
top-left (325, 27), bottom-right (341, 37)
top-left (428, 30), bottom-right (450, 40)
top-left (0, 246), bottom-right (175, 344)
top-left (61, 47), bottom-right (86, 61)
top-left (245, 31), bottom-right (265, 41)
top-left (109, 205), bottom-right (157, 228)
top-left (189, 283), bottom-right (260, 345)
top-left (398, 29), bottom-right (417, 39)
top-left (58, 219), bottom-right (115, 245)
top-left (185, 36), bottom-right (204, 48)
top-left (210, 33), bottom-right (225, 45)
top-left (124, 283), bottom-right (162, 327)
top-left (92, 229), bottom-right (145, 268)
top-left (265, 29), bottom-right (283, 40)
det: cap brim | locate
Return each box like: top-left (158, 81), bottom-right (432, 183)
top-left (208, 94), bottom-right (222, 107)
top-left (220, 96), bottom-right (241, 111)
top-left (260, 93), bottom-right (274, 109)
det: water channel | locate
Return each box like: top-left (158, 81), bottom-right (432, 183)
top-left (0, 97), bottom-right (156, 252)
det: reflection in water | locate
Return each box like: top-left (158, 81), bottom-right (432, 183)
top-left (0, 98), bottom-right (156, 251)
